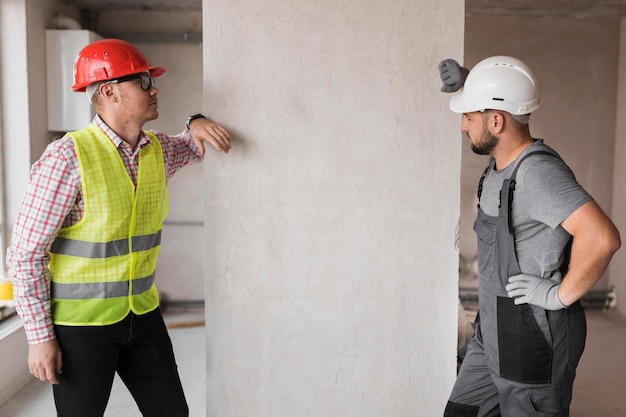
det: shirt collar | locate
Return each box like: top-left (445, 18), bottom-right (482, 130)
top-left (92, 114), bottom-right (152, 149)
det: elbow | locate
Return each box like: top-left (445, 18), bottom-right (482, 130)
top-left (605, 226), bottom-right (621, 256)
top-left (611, 233), bottom-right (621, 255)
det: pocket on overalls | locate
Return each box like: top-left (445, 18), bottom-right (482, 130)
top-left (474, 222), bottom-right (496, 280)
top-left (526, 388), bottom-right (570, 415)
top-left (497, 296), bottom-right (552, 384)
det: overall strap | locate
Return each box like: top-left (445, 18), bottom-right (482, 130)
top-left (509, 150), bottom-right (560, 182)
top-left (476, 157), bottom-right (495, 208)
top-left (501, 150), bottom-right (560, 234)
top-left (476, 150), bottom-right (563, 209)
top-left (501, 149), bottom-right (574, 275)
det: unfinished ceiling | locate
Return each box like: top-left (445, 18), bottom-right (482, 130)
top-left (59, 0), bottom-right (201, 12)
top-left (467, 0), bottom-right (626, 18)
top-left (59, 0), bottom-right (626, 19)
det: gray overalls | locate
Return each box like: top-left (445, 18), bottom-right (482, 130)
top-left (445, 151), bottom-right (587, 417)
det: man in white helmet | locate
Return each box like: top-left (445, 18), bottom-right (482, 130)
top-left (438, 56), bottom-right (621, 416)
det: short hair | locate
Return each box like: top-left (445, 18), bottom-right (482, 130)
top-left (481, 110), bottom-right (531, 132)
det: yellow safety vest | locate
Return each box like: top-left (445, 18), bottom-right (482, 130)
top-left (49, 124), bottom-right (169, 326)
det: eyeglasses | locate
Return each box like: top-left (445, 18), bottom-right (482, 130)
top-left (104, 73), bottom-right (155, 91)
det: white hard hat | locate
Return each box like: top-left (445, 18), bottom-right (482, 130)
top-left (449, 56), bottom-right (540, 116)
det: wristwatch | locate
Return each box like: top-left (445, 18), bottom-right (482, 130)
top-left (186, 113), bottom-right (206, 130)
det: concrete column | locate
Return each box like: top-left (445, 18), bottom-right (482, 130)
top-left (203, 1), bottom-right (463, 415)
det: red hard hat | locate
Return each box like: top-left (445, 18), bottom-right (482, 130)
top-left (72, 38), bottom-right (166, 92)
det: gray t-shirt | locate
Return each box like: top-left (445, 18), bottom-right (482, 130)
top-left (479, 140), bottom-right (592, 277)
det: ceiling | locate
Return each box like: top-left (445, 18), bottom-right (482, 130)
top-left (60, 0), bottom-right (201, 12)
top-left (467, 0), bottom-right (626, 18)
top-left (60, 0), bottom-right (626, 19)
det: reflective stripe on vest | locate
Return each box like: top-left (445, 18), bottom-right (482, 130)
top-left (52, 273), bottom-right (155, 299)
top-left (49, 125), bottom-right (168, 325)
top-left (51, 231), bottom-right (162, 258)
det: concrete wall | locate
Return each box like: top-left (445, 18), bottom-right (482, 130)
top-left (203, 0), bottom-right (463, 415)
top-left (460, 16), bottom-right (621, 293)
top-left (611, 18), bottom-right (626, 317)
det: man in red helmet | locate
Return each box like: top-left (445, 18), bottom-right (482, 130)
top-left (6, 38), bottom-right (231, 416)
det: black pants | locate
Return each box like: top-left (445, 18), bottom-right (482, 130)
top-left (53, 308), bottom-right (189, 417)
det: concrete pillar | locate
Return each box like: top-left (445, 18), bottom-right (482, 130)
top-left (203, 1), bottom-right (463, 415)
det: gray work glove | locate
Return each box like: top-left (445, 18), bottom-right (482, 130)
top-left (505, 273), bottom-right (566, 310)
top-left (438, 59), bottom-right (469, 93)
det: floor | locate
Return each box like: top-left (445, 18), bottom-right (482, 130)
top-left (0, 308), bottom-right (624, 416)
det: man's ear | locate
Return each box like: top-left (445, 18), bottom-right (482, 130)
top-left (98, 83), bottom-right (116, 101)
top-left (488, 111), bottom-right (506, 134)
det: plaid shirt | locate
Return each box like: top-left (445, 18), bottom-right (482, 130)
top-left (6, 115), bottom-right (203, 344)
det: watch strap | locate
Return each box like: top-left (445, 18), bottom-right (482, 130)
top-left (186, 113), bottom-right (206, 130)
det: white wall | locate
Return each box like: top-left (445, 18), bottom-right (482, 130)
top-left (2, 0), bottom-right (81, 254)
top-left (203, 0), bottom-right (463, 415)
top-left (1, 0), bottom-right (31, 245)
top-left (0, 0), bottom-right (80, 406)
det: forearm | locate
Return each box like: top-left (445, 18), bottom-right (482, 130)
top-left (7, 248), bottom-right (55, 344)
top-left (156, 130), bottom-right (204, 181)
top-left (559, 251), bottom-right (615, 306)
top-left (6, 144), bottom-right (76, 344)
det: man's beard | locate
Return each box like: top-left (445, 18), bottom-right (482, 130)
top-left (470, 128), bottom-right (498, 155)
